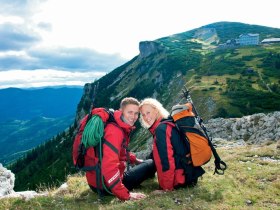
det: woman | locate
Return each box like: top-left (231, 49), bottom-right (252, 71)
top-left (139, 98), bottom-right (204, 192)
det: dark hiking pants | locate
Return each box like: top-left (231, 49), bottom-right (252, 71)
top-left (89, 159), bottom-right (156, 195)
top-left (122, 159), bottom-right (156, 190)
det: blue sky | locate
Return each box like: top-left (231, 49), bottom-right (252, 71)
top-left (0, 0), bottom-right (279, 88)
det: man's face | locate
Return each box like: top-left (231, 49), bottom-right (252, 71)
top-left (121, 104), bottom-right (139, 126)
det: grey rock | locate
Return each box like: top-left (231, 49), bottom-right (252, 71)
top-left (206, 111), bottom-right (280, 144)
top-left (139, 41), bottom-right (166, 58)
top-left (0, 163), bottom-right (15, 197)
top-left (0, 164), bottom-right (48, 200)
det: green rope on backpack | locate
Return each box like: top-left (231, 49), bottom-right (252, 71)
top-left (81, 114), bottom-right (113, 195)
top-left (82, 115), bottom-right (104, 148)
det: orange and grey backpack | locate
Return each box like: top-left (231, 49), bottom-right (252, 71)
top-left (170, 88), bottom-right (227, 175)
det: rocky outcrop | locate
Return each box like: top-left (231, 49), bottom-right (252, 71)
top-left (139, 41), bottom-right (166, 58)
top-left (0, 164), bottom-right (47, 200)
top-left (135, 136), bottom-right (153, 160)
top-left (74, 83), bottom-right (93, 124)
top-left (194, 28), bottom-right (219, 44)
top-left (205, 111), bottom-right (280, 144)
top-left (1, 190), bottom-right (48, 200)
top-left (0, 163), bottom-right (15, 197)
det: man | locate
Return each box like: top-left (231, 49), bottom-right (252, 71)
top-left (86, 97), bottom-right (155, 201)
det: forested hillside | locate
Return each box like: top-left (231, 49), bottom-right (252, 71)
top-left (0, 115), bottom-right (74, 165)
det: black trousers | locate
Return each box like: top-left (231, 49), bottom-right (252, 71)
top-left (90, 159), bottom-right (156, 195)
top-left (122, 159), bottom-right (156, 190)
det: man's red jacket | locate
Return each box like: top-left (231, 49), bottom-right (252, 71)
top-left (86, 109), bottom-right (137, 200)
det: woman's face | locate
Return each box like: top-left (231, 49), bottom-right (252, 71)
top-left (140, 104), bottom-right (159, 126)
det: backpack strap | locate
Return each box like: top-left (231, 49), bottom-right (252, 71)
top-left (102, 138), bottom-right (119, 154)
top-left (102, 121), bottom-right (125, 155)
top-left (106, 120), bottom-right (131, 171)
top-left (97, 121), bottom-right (129, 195)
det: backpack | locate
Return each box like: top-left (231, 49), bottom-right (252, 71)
top-left (170, 102), bottom-right (227, 175)
top-left (72, 107), bottom-right (119, 195)
top-left (159, 118), bottom-right (206, 185)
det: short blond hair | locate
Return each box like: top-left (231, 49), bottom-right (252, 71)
top-left (139, 98), bottom-right (169, 128)
top-left (120, 97), bottom-right (140, 109)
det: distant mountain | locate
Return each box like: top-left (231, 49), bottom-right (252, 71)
top-left (0, 87), bottom-right (83, 165)
top-left (0, 87), bottom-right (83, 122)
top-left (8, 22), bottom-right (280, 191)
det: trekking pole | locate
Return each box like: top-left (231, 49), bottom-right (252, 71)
top-left (182, 87), bottom-right (227, 175)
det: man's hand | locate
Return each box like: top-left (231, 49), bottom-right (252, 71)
top-left (135, 158), bottom-right (143, 165)
top-left (129, 192), bottom-right (146, 200)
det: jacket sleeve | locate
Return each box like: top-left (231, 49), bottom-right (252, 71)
top-left (155, 123), bottom-right (176, 190)
top-left (101, 124), bottom-right (130, 200)
top-left (128, 152), bottom-right (137, 164)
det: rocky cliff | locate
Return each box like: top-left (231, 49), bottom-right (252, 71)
top-left (206, 111), bottom-right (280, 145)
top-left (0, 163), bottom-right (14, 197)
top-left (139, 41), bottom-right (166, 58)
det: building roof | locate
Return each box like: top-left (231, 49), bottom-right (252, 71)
top-left (261, 38), bottom-right (280, 43)
top-left (239, 33), bottom-right (259, 38)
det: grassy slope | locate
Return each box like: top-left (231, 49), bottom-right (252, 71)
top-left (189, 44), bottom-right (280, 118)
top-left (1, 142), bottom-right (279, 210)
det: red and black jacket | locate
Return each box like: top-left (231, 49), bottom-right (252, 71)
top-left (149, 117), bottom-right (186, 190)
top-left (86, 109), bottom-right (137, 200)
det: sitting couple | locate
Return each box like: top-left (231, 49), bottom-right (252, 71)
top-left (85, 97), bottom-right (204, 201)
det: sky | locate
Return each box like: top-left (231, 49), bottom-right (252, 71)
top-left (0, 0), bottom-right (279, 89)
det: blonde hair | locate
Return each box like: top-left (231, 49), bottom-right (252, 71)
top-left (139, 98), bottom-right (170, 128)
top-left (120, 97), bottom-right (140, 109)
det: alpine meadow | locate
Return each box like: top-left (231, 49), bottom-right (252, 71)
top-left (3, 21), bottom-right (280, 209)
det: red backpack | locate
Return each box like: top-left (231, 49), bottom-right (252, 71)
top-left (72, 107), bottom-right (117, 195)
top-left (72, 108), bottom-right (110, 170)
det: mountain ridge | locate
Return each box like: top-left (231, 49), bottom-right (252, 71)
top-left (7, 21), bottom-right (280, 191)
top-left (0, 87), bottom-right (83, 122)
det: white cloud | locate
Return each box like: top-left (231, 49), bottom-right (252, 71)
top-left (0, 46), bottom-right (125, 71)
top-left (0, 69), bottom-right (106, 89)
top-left (0, 0), bottom-right (279, 88)
top-left (0, 15), bottom-right (24, 24)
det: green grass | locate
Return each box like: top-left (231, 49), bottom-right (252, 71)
top-left (1, 142), bottom-right (279, 210)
